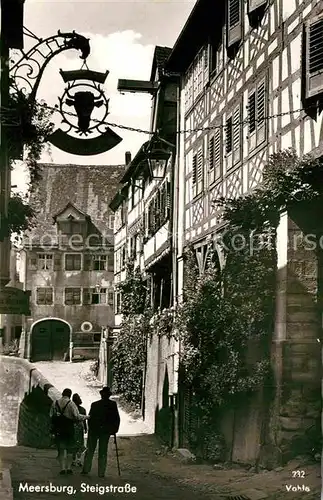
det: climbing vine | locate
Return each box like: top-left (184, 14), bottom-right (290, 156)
top-left (6, 83), bottom-right (54, 235)
top-left (8, 194), bottom-right (36, 233)
top-left (111, 262), bottom-right (152, 406)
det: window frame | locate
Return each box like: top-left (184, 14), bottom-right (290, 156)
top-left (37, 253), bottom-right (54, 271)
top-left (192, 145), bottom-right (204, 198)
top-left (225, 103), bottom-right (242, 170)
top-left (36, 287), bottom-right (53, 305)
top-left (83, 287), bottom-right (107, 305)
top-left (64, 287), bottom-right (81, 305)
top-left (64, 253), bottom-right (82, 271)
top-left (227, 0), bottom-right (243, 49)
top-left (208, 126), bottom-right (222, 185)
top-left (92, 254), bottom-right (107, 271)
top-left (248, 78), bottom-right (267, 152)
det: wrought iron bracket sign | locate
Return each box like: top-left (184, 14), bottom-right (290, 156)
top-left (48, 66), bottom-right (122, 155)
top-left (8, 29), bottom-right (122, 155)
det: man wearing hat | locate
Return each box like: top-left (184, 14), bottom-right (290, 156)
top-left (82, 386), bottom-right (120, 478)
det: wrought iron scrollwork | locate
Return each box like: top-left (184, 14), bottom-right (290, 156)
top-left (9, 30), bottom-right (90, 102)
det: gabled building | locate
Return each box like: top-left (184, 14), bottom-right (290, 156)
top-left (166, 0), bottom-right (321, 463)
top-left (19, 162), bottom-right (124, 362)
top-left (110, 46), bottom-right (179, 434)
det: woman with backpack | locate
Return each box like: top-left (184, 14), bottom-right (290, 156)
top-left (72, 393), bottom-right (87, 467)
top-left (50, 388), bottom-right (89, 475)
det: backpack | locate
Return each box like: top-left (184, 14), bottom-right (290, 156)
top-left (51, 400), bottom-right (73, 437)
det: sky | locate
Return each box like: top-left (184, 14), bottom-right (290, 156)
top-left (11, 0), bottom-right (195, 193)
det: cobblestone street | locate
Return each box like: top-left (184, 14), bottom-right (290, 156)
top-left (33, 360), bottom-right (150, 436)
top-left (0, 435), bottom-right (320, 500)
top-left (0, 361), bottom-right (320, 499)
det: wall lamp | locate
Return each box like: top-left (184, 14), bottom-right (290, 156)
top-left (144, 133), bottom-right (175, 181)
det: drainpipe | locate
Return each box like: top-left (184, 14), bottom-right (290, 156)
top-left (172, 80), bottom-right (181, 448)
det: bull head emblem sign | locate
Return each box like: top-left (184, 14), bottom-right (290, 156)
top-left (66, 91), bottom-right (104, 134)
top-left (47, 67), bottom-right (122, 155)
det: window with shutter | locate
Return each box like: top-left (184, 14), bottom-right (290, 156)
top-left (227, 0), bottom-right (242, 48)
top-left (36, 287), bottom-right (53, 305)
top-left (232, 105), bottom-right (241, 165)
top-left (248, 0), bottom-right (267, 14)
top-left (209, 129), bottom-right (222, 184)
top-left (54, 254), bottom-right (61, 271)
top-left (248, 91), bottom-right (256, 134)
top-left (256, 81), bottom-right (266, 145)
top-left (107, 250), bottom-right (114, 271)
top-left (83, 254), bottom-right (93, 271)
top-left (192, 154), bottom-right (198, 198)
top-left (83, 288), bottom-right (91, 305)
top-left (305, 15), bottom-right (323, 99)
top-left (64, 287), bottom-right (81, 305)
top-left (65, 253), bottom-right (82, 271)
top-left (209, 136), bottom-right (215, 170)
top-left (249, 80), bottom-right (266, 151)
top-left (197, 147), bottom-right (204, 194)
top-left (226, 117), bottom-right (233, 154)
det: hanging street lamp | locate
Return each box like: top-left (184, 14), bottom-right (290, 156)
top-left (143, 133), bottom-right (175, 181)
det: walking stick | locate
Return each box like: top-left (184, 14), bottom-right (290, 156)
top-left (113, 434), bottom-right (121, 476)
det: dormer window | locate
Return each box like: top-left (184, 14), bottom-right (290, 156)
top-left (59, 217), bottom-right (83, 235)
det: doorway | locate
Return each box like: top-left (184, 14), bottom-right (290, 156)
top-left (30, 319), bottom-right (70, 362)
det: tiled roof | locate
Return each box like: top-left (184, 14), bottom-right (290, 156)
top-left (155, 46), bottom-right (173, 72)
top-left (151, 46), bottom-right (173, 81)
top-left (24, 163), bottom-right (125, 246)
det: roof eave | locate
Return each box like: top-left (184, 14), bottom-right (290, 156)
top-left (166, 0), bottom-right (224, 73)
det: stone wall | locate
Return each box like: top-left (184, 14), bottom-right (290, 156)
top-left (0, 356), bottom-right (60, 448)
top-left (144, 333), bottom-right (174, 444)
top-left (264, 213), bottom-right (321, 467)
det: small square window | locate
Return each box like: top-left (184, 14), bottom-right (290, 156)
top-left (65, 254), bottom-right (82, 271)
top-left (36, 287), bottom-right (53, 305)
top-left (64, 288), bottom-right (81, 305)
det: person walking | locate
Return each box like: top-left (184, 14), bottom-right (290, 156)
top-left (72, 393), bottom-right (87, 467)
top-left (82, 386), bottom-right (120, 478)
top-left (50, 388), bottom-right (88, 475)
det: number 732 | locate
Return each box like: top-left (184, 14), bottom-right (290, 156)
top-left (292, 470), bottom-right (305, 478)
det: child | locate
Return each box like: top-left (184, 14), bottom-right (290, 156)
top-left (72, 393), bottom-right (87, 466)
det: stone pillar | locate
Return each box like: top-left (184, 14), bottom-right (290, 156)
top-left (265, 211), bottom-right (321, 465)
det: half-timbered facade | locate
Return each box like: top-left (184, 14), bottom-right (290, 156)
top-left (166, 0), bottom-right (321, 463)
top-left (110, 46), bottom-right (179, 434)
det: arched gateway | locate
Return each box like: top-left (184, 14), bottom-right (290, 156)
top-left (30, 318), bottom-right (71, 362)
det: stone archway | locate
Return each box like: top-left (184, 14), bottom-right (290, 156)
top-left (30, 318), bottom-right (71, 362)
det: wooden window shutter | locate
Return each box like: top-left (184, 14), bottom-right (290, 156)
top-left (257, 80), bottom-right (266, 145)
top-left (53, 254), bottom-right (61, 270)
top-left (197, 147), bottom-right (203, 194)
top-left (225, 116), bottom-right (233, 154)
top-left (203, 46), bottom-right (209, 84)
top-left (214, 128), bottom-right (222, 180)
top-left (192, 154), bottom-right (197, 184)
top-left (209, 136), bottom-right (215, 170)
top-left (305, 15), bottom-right (323, 99)
top-left (248, 91), bottom-right (256, 134)
top-left (227, 0), bottom-right (242, 48)
top-left (83, 254), bottom-right (92, 271)
top-left (83, 288), bottom-right (91, 305)
top-left (232, 105), bottom-right (241, 165)
top-left (248, 0), bottom-right (267, 14)
top-left (29, 256), bottom-right (37, 270)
